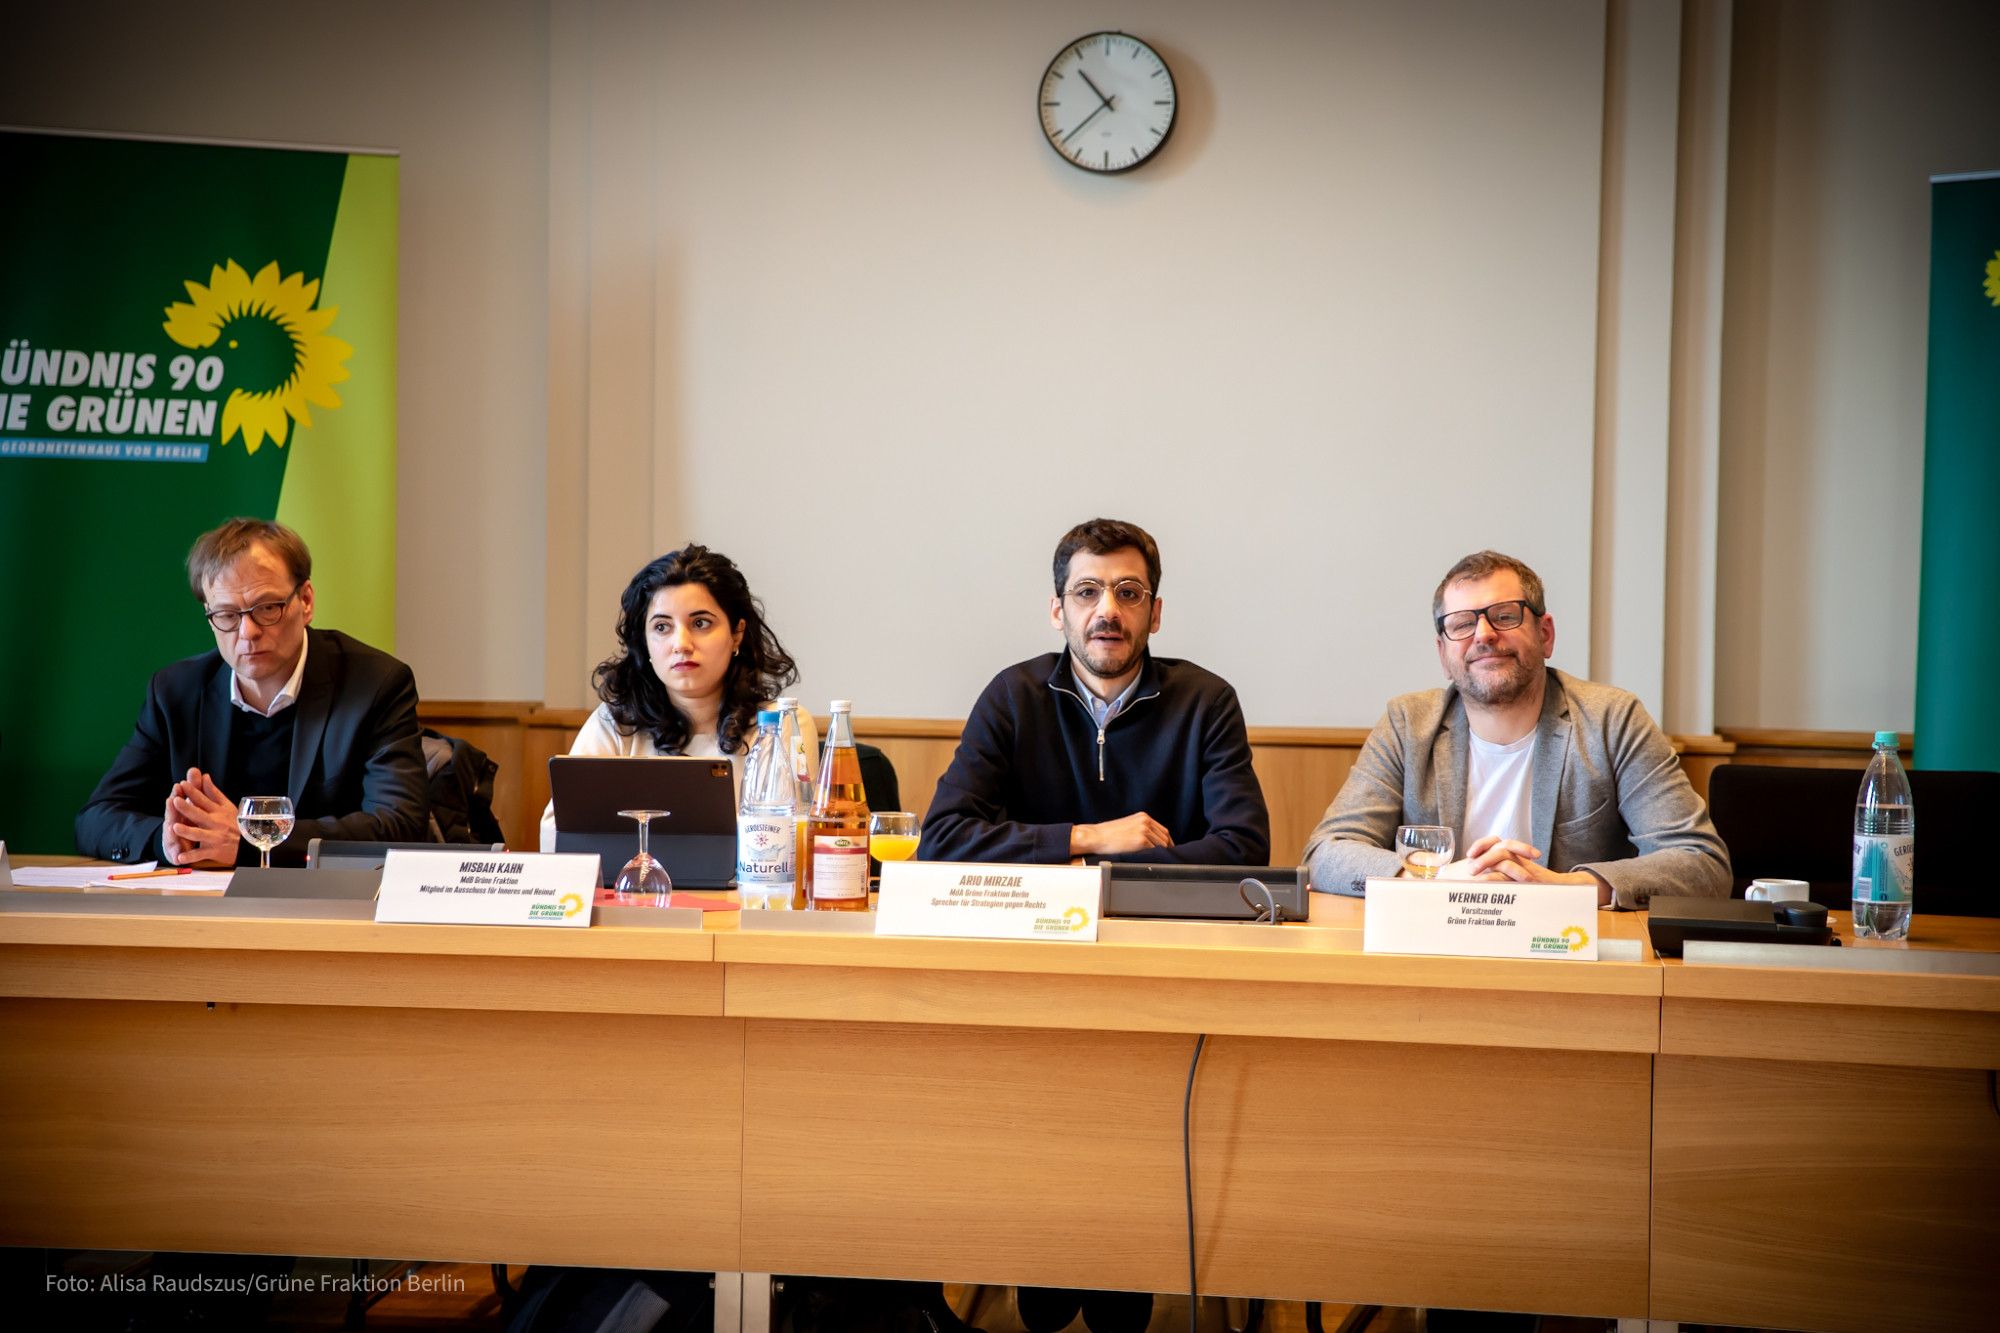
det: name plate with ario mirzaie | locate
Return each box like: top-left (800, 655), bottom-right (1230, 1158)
top-left (1363, 877), bottom-right (1598, 960)
top-left (876, 861), bottom-right (1104, 941)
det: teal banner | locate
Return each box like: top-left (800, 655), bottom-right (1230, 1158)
top-left (0, 130), bottom-right (398, 853)
top-left (1915, 172), bottom-right (2000, 772)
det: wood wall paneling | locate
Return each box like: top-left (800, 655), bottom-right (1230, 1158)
top-left (520, 707), bottom-right (587, 848)
top-left (414, 700), bottom-right (536, 848)
top-left (1719, 727), bottom-right (1904, 770)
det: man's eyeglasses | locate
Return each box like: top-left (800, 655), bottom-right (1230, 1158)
top-left (204, 584), bottom-right (301, 632)
top-left (1064, 580), bottom-right (1154, 608)
top-left (1435, 599), bottom-right (1541, 641)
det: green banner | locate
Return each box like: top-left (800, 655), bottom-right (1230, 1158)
top-left (1915, 172), bottom-right (2000, 772)
top-left (0, 130), bottom-right (397, 853)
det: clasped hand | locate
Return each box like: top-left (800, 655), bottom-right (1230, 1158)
top-left (1435, 834), bottom-right (1596, 887)
top-left (161, 767), bottom-right (241, 866)
top-left (1071, 810), bottom-right (1173, 857)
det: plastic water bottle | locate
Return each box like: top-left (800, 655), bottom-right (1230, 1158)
top-left (776, 698), bottom-right (814, 908)
top-left (775, 697), bottom-right (816, 791)
top-left (736, 710), bottom-right (798, 909)
top-left (1852, 730), bottom-right (1914, 940)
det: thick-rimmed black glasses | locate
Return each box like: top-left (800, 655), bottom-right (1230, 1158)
top-left (1435, 598), bottom-right (1540, 641)
top-left (1064, 579), bottom-right (1154, 608)
top-left (205, 584), bottom-right (301, 632)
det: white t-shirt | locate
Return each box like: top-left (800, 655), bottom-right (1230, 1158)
top-left (1463, 730), bottom-right (1536, 850)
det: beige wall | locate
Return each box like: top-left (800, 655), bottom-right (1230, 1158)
top-left (1715, 0), bottom-right (2000, 732)
top-left (8, 1), bottom-right (1989, 735)
top-left (1, 0), bottom-right (551, 702)
top-left (548, 0), bottom-right (1613, 727)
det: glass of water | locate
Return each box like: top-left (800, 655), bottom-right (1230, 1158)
top-left (1396, 824), bottom-right (1455, 879)
top-left (237, 795), bottom-right (295, 869)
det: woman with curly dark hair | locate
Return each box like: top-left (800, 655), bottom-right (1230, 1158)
top-left (538, 544), bottom-right (813, 850)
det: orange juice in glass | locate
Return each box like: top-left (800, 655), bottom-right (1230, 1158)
top-left (869, 812), bottom-right (919, 866)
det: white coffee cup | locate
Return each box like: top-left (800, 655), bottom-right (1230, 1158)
top-left (1746, 878), bottom-right (1811, 903)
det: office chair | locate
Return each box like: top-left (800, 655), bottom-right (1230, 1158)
top-left (1706, 763), bottom-right (1997, 916)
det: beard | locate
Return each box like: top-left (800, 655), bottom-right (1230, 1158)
top-left (1069, 618), bottom-right (1144, 681)
top-left (1456, 646), bottom-right (1540, 706)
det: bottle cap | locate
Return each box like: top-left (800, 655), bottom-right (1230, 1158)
top-left (1874, 730), bottom-right (1899, 747)
top-left (758, 710), bottom-right (780, 725)
top-left (776, 697), bottom-right (797, 708)
top-left (830, 699), bottom-right (852, 711)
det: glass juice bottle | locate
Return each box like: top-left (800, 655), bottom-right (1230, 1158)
top-left (807, 699), bottom-right (870, 910)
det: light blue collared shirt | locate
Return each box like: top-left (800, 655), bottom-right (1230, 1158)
top-left (1074, 666), bottom-right (1143, 730)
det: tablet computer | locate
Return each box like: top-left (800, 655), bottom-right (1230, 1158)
top-left (549, 755), bottom-right (738, 888)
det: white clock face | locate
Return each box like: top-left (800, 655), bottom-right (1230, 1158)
top-left (1039, 32), bottom-right (1177, 174)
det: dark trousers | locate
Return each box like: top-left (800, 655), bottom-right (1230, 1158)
top-left (1016, 1286), bottom-right (1153, 1333)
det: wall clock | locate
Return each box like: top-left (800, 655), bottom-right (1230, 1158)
top-left (1038, 32), bottom-right (1178, 174)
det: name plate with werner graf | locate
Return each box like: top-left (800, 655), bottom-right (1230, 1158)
top-left (1363, 877), bottom-right (1598, 959)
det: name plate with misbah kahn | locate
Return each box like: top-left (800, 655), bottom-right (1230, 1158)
top-left (1363, 877), bottom-right (1598, 960)
top-left (375, 850), bottom-right (598, 927)
top-left (876, 861), bottom-right (1104, 942)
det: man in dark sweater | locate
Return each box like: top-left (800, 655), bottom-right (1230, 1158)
top-left (917, 518), bottom-right (1269, 1333)
top-left (919, 517), bottom-right (1269, 867)
top-left (75, 518), bottom-right (429, 866)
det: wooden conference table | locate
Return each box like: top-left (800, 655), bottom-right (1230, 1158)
top-left (0, 885), bottom-right (1994, 1332)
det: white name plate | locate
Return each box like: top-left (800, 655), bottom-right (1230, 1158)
top-left (375, 850), bottom-right (597, 927)
top-left (1363, 877), bottom-right (1598, 960)
top-left (876, 861), bottom-right (1103, 942)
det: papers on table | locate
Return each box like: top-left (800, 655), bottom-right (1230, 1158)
top-left (8, 861), bottom-right (234, 892)
top-left (10, 863), bottom-right (123, 888)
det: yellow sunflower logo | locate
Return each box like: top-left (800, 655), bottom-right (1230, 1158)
top-left (162, 259), bottom-right (352, 454)
top-left (1985, 250), bottom-right (2000, 307)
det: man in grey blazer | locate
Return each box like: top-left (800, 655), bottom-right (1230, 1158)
top-left (1305, 550), bottom-right (1728, 910)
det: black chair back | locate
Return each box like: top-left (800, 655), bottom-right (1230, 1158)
top-left (856, 741), bottom-right (902, 814)
top-left (1706, 763), bottom-right (1999, 916)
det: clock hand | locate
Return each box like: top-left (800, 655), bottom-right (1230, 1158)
top-left (1061, 101), bottom-right (1109, 145)
top-left (1077, 69), bottom-right (1116, 113)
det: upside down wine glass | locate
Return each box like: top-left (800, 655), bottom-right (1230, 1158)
top-left (615, 808), bottom-right (673, 905)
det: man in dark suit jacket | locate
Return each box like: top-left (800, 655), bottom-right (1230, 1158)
top-left (75, 518), bottom-right (429, 866)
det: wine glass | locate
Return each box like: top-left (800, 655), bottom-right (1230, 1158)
top-left (614, 809), bottom-right (673, 905)
top-left (237, 795), bottom-right (295, 870)
top-left (868, 811), bottom-right (919, 886)
top-left (1396, 824), bottom-right (1455, 880)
